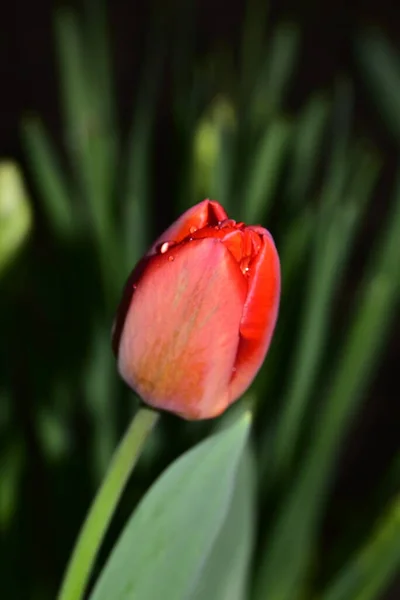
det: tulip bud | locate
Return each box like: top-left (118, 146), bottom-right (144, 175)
top-left (112, 200), bottom-right (280, 420)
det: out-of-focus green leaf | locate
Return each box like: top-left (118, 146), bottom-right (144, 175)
top-left (192, 444), bottom-right (255, 600)
top-left (321, 495), bottom-right (400, 600)
top-left (192, 96), bottom-right (237, 211)
top-left (0, 162), bottom-right (33, 275)
top-left (83, 0), bottom-right (117, 186)
top-left (254, 166), bottom-right (400, 600)
top-left (280, 208), bottom-right (314, 290)
top-left (90, 411), bottom-right (251, 600)
top-left (273, 146), bottom-right (381, 478)
top-left (286, 93), bottom-right (330, 206)
top-left (242, 117), bottom-right (291, 224)
top-left (22, 119), bottom-right (73, 237)
top-left (0, 440), bottom-right (23, 530)
top-left (122, 35), bottom-right (164, 268)
top-left (357, 30), bottom-right (400, 142)
top-left (36, 409), bottom-right (71, 463)
top-left (251, 23), bottom-right (300, 121)
top-left (240, 0), bottom-right (269, 93)
top-left (55, 8), bottom-right (109, 243)
top-left (85, 325), bottom-right (116, 479)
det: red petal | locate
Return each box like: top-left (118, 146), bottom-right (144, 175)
top-left (148, 200), bottom-right (228, 255)
top-left (228, 230), bottom-right (280, 403)
top-left (118, 237), bottom-right (247, 419)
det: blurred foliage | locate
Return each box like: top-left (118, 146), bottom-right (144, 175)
top-left (0, 0), bottom-right (399, 599)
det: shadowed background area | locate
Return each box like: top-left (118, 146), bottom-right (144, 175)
top-left (0, 0), bottom-right (399, 599)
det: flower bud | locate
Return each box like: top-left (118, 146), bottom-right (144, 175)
top-left (113, 200), bottom-right (280, 420)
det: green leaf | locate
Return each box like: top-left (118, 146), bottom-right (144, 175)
top-left (0, 439), bottom-right (23, 530)
top-left (286, 93), bottom-right (330, 206)
top-left (273, 145), bottom-right (380, 478)
top-left (357, 30), bottom-right (400, 142)
top-left (90, 411), bottom-right (251, 600)
top-left (0, 161), bottom-right (33, 275)
top-left (192, 96), bottom-right (237, 210)
top-left (321, 495), bottom-right (400, 600)
top-left (250, 23), bottom-right (300, 121)
top-left (21, 118), bottom-right (73, 237)
top-left (192, 444), bottom-right (256, 600)
top-left (254, 167), bottom-right (400, 600)
top-left (242, 117), bottom-right (291, 224)
top-left (122, 34), bottom-right (164, 268)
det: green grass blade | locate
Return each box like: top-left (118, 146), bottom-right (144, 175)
top-left (192, 97), bottom-right (237, 211)
top-left (242, 117), bottom-right (291, 224)
top-left (250, 23), bottom-right (300, 122)
top-left (254, 166), bottom-right (400, 600)
top-left (240, 0), bottom-right (269, 96)
top-left (321, 495), bottom-right (400, 600)
top-left (357, 30), bottom-right (400, 141)
top-left (21, 118), bottom-right (73, 237)
top-left (54, 8), bottom-right (109, 243)
top-left (121, 20), bottom-right (164, 268)
top-left (286, 93), bottom-right (330, 206)
top-left (82, 0), bottom-right (117, 201)
top-left (273, 148), bottom-right (381, 478)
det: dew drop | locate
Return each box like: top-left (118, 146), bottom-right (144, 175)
top-left (160, 241), bottom-right (169, 254)
top-left (132, 284), bottom-right (137, 290)
top-left (189, 225), bottom-right (197, 234)
top-left (168, 255), bottom-right (174, 262)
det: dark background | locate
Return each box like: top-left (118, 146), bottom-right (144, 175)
top-left (1, 0), bottom-right (399, 598)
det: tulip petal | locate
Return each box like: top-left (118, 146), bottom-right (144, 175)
top-left (229, 231), bottom-right (280, 403)
top-left (148, 200), bottom-right (228, 255)
top-left (118, 238), bottom-right (247, 419)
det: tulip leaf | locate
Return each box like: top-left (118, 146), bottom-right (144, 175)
top-left (191, 444), bottom-right (256, 600)
top-left (89, 411), bottom-right (251, 600)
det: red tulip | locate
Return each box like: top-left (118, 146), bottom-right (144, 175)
top-left (112, 200), bottom-right (280, 420)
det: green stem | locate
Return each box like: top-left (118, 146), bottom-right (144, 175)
top-left (58, 406), bottom-right (160, 600)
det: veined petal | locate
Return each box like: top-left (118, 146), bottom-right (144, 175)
top-left (118, 238), bottom-right (247, 419)
top-left (228, 231), bottom-right (280, 403)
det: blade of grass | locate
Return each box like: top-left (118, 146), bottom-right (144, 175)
top-left (272, 147), bottom-right (381, 479)
top-left (254, 165), bottom-right (400, 600)
top-left (250, 23), bottom-right (300, 122)
top-left (242, 117), bottom-right (291, 224)
top-left (286, 93), bottom-right (330, 207)
top-left (22, 118), bottom-right (73, 237)
top-left (82, 0), bottom-right (118, 202)
top-left (54, 8), bottom-right (110, 245)
top-left (121, 24), bottom-right (164, 269)
top-left (357, 30), bottom-right (400, 142)
top-left (240, 0), bottom-right (269, 97)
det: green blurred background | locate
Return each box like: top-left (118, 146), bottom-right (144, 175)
top-left (1, 0), bottom-right (399, 598)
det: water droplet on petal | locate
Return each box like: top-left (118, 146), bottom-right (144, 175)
top-left (160, 242), bottom-right (169, 254)
top-left (189, 225), bottom-right (197, 234)
top-left (168, 255), bottom-right (174, 262)
top-left (132, 284), bottom-right (137, 290)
